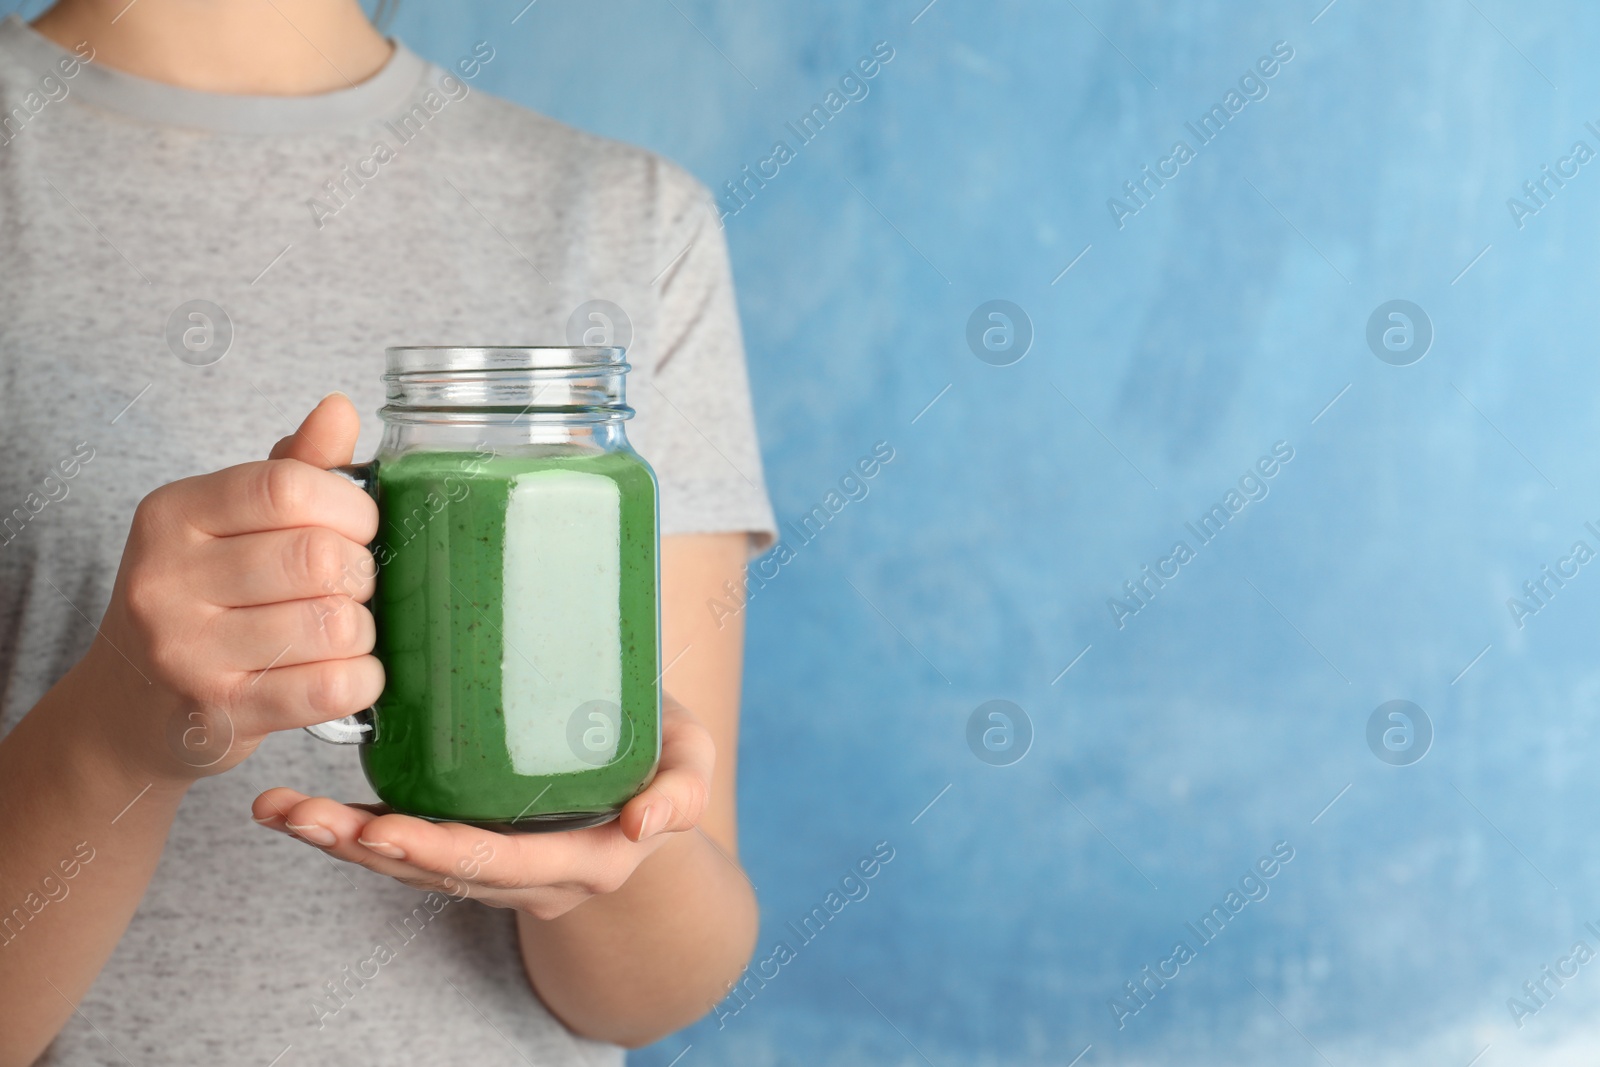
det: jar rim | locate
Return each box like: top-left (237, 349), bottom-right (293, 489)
top-left (384, 346), bottom-right (627, 376)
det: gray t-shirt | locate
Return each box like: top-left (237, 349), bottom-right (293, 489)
top-left (0, 17), bottom-right (775, 1066)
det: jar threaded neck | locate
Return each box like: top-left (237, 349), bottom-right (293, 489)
top-left (381, 346), bottom-right (633, 424)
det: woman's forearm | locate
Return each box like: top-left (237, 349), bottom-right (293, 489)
top-left (515, 827), bottom-right (759, 1048)
top-left (0, 655), bottom-right (189, 1067)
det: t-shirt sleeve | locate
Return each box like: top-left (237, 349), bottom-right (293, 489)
top-left (644, 164), bottom-right (777, 556)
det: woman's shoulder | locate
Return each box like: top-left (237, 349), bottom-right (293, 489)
top-left (435, 69), bottom-right (712, 213)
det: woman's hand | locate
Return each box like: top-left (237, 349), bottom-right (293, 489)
top-left (250, 694), bottom-right (714, 920)
top-left (73, 393), bottom-right (382, 785)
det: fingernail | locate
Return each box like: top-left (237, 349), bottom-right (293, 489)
top-left (251, 813), bottom-right (280, 826)
top-left (359, 838), bottom-right (406, 860)
top-left (286, 822), bottom-right (336, 847)
top-left (637, 805), bottom-right (659, 841)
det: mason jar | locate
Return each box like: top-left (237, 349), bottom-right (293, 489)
top-left (306, 346), bottom-right (661, 833)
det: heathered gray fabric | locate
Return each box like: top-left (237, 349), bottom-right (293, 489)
top-left (0, 17), bottom-right (775, 1066)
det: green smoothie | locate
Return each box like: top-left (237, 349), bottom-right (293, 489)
top-left (360, 447), bottom-right (660, 830)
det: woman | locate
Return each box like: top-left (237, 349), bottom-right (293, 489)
top-left (0, 0), bottom-right (776, 1063)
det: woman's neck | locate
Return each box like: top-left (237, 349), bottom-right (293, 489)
top-left (30, 0), bottom-right (393, 95)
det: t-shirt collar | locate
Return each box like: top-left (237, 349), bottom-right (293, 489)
top-left (0, 13), bottom-right (432, 135)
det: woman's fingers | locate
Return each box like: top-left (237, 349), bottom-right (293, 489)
top-left (353, 813), bottom-right (572, 890)
top-left (620, 700), bottom-right (715, 842)
top-left (191, 526), bottom-right (375, 608)
top-left (150, 458), bottom-right (376, 543)
top-left (253, 695), bottom-right (719, 905)
top-left (348, 810), bottom-right (647, 898)
top-left (234, 655), bottom-right (385, 733)
top-left (251, 787), bottom-right (319, 830)
top-left (268, 393), bottom-right (361, 469)
top-left (253, 790), bottom-right (431, 882)
top-left (255, 793), bottom-right (462, 895)
top-left (252, 790), bottom-right (605, 897)
top-left (208, 595), bottom-right (374, 669)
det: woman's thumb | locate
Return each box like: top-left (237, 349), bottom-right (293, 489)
top-left (268, 392), bottom-right (361, 469)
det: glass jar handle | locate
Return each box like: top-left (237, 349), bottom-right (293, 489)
top-left (303, 461), bottom-right (378, 746)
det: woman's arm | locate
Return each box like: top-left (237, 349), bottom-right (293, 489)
top-left (0, 397), bottom-right (384, 1066)
top-left (254, 533), bottom-right (763, 1049)
top-left (0, 664), bottom-right (190, 1067)
top-left (513, 532), bottom-right (759, 1047)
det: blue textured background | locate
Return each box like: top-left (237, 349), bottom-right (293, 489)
top-left (412, 1), bottom-right (1600, 1063)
